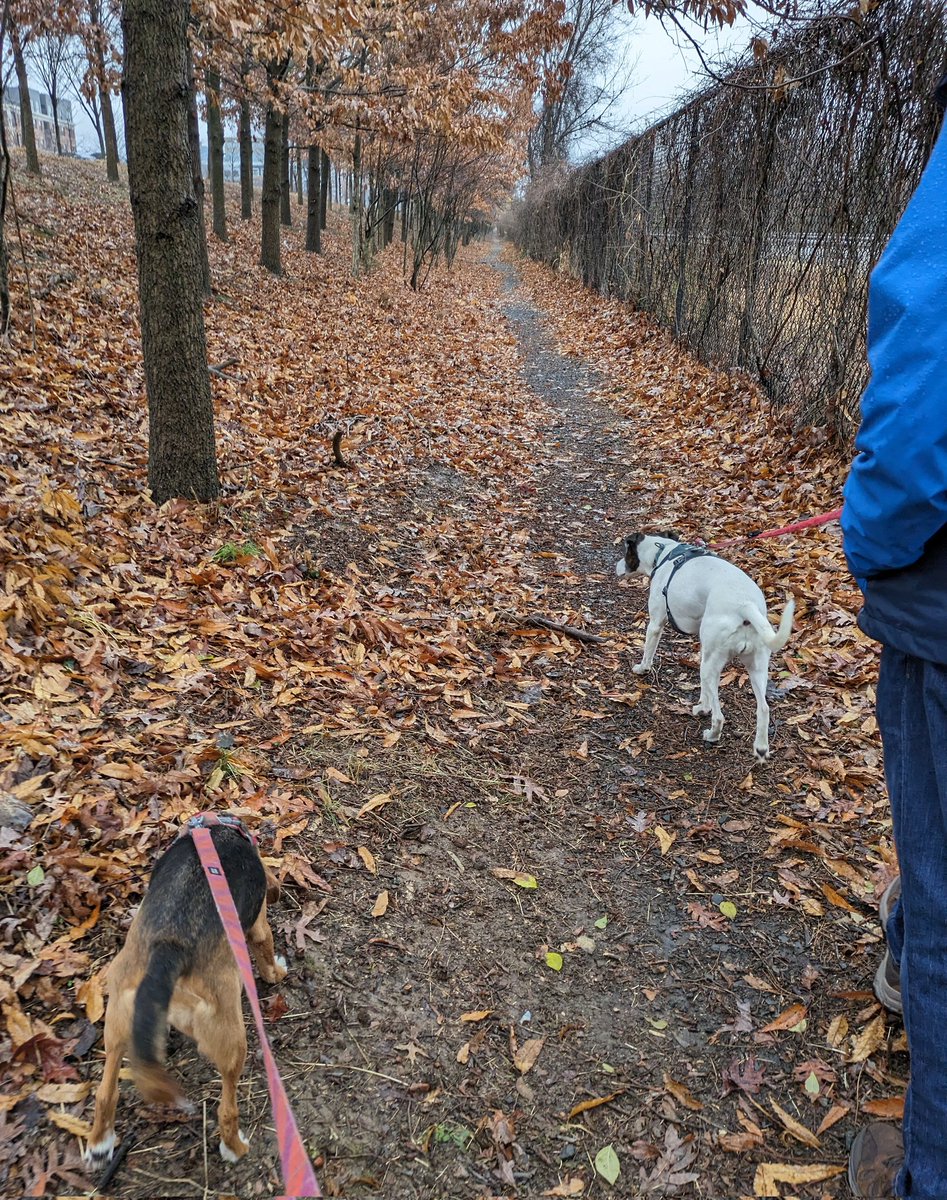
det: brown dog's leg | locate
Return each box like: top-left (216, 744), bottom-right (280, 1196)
top-left (86, 981), bottom-right (133, 1166)
top-left (247, 900), bottom-right (287, 985)
top-left (194, 971), bottom-right (249, 1162)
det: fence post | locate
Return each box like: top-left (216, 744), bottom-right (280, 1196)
top-left (674, 108), bottom-right (701, 339)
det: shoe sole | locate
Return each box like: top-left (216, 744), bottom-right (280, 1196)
top-left (874, 951), bottom-right (903, 1016)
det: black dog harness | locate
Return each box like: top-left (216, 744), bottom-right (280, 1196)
top-left (653, 543), bottom-right (716, 635)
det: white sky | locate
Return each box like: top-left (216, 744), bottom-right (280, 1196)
top-left (17, 14), bottom-right (755, 163)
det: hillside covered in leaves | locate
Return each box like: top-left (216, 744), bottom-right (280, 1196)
top-left (0, 155), bottom-right (899, 1199)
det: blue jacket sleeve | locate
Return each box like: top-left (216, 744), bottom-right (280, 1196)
top-left (841, 119), bottom-right (947, 581)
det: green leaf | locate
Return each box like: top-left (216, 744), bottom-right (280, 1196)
top-left (514, 873), bottom-right (538, 889)
top-left (600, 1062), bottom-right (615, 1074)
top-left (790, 1018), bottom-right (808, 1033)
top-left (719, 900), bottom-right (738, 919)
top-left (594, 1144), bottom-right (621, 1185)
top-left (545, 951), bottom-right (563, 971)
top-left (594, 916), bottom-right (608, 930)
top-left (26, 865), bottom-right (45, 887)
top-left (804, 1071), bottom-right (820, 1096)
top-left (647, 1017), bottom-right (668, 1030)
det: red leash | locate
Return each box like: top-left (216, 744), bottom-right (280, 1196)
top-left (707, 507), bottom-right (842, 549)
top-left (188, 817), bottom-right (321, 1199)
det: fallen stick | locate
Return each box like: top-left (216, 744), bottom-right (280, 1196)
top-left (524, 614), bottom-right (608, 644)
top-left (209, 357), bottom-right (239, 380)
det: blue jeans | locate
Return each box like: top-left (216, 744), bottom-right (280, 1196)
top-left (878, 647), bottom-right (947, 1198)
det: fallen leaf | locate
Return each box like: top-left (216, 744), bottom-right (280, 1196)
top-left (47, 1110), bottom-right (93, 1138)
top-left (663, 1073), bottom-right (703, 1111)
top-left (566, 1090), bottom-right (626, 1120)
top-left (753, 1162), bottom-right (845, 1196)
top-left (357, 846), bottom-right (377, 874)
top-left (760, 1003), bottom-right (807, 1033)
top-left (460, 1009), bottom-right (493, 1023)
top-left (849, 1013), bottom-right (885, 1063)
top-left (863, 1096), bottom-right (904, 1120)
top-left (770, 1098), bottom-right (820, 1148)
top-left (513, 1037), bottom-right (544, 1074)
top-left (594, 1144), bottom-right (620, 1185)
top-left (542, 1179), bottom-right (585, 1197)
top-left (371, 890), bottom-right (389, 918)
top-left (545, 950), bottom-right (563, 971)
top-left (654, 826), bottom-right (676, 855)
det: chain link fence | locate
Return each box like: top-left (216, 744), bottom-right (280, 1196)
top-left (512, 1), bottom-right (947, 444)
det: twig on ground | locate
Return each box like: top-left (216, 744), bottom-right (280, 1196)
top-left (332, 430), bottom-right (348, 467)
top-left (95, 1136), bottom-right (133, 1193)
top-left (524, 614), bottom-right (608, 644)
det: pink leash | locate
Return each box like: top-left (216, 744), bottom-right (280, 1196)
top-left (189, 819), bottom-right (321, 1199)
top-left (705, 507), bottom-right (842, 549)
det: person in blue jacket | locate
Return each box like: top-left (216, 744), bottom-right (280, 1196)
top-left (842, 73), bottom-right (947, 1199)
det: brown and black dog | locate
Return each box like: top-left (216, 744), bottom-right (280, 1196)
top-left (85, 820), bottom-right (286, 1168)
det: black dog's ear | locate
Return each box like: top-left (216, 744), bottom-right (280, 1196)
top-left (628, 532), bottom-right (645, 546)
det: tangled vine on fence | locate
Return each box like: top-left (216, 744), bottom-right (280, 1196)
top-left (512, 1), bottom-right (946, 444)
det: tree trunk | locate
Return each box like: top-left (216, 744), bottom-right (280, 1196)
top-left (186, 47), bottom-right (211, 294)
top-left (120, 0), bottom-right (219, 505)
top-left (295, 146), bottom-right (303, 205)
top-left (306, 144), bottom-right (321, 253)
top-left (280, 113), bottom-right (291, 226)
top-left (10, 26), bottom-right (40, 175)
top-left (206, 67), bottom-right (227, 242)
top-left (100, 90), bottom-right (120, 181)
top-left (239, 97), bottom-right (253, 218)
top-left (260, 102), bottom-right (282, 273)
top-left (88, 0), bottom-right (120, 180)
top-left (51, 84), bottom-right (63, 155)
top-left (319, 148), bottom-right (329, 230)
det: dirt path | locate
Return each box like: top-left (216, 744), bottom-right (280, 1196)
top-left (82, 247), bottom-right (879, 1200)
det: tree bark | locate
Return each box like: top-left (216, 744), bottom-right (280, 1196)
top-left (319, 148), bottom-right (330, 230)
top-left (205, 67), bottom-right (227, 242)
top-left (10, 25), bottom-right (40, 175)
top-left (306, 144), bottom-right (321, 253)
top-left (120, 0), bottom-right (219, 505)
top-left (186, 47), bottom-right (211, 294)
top-left (260, 101), bottom-right (282, 273)
top-left (279, 112), bottom-right (292, 226)
top-left (239, 96), bottom-right (253, 218)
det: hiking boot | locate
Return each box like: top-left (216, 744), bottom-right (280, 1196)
top-left (874, 947), bottom-right (903, 1015)
top-left (879, 877), bottom-right (901, 935)
top-left (848, 1122), bottom-right (904, 1197)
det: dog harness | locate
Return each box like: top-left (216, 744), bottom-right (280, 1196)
top-left (653, 543), bottom-right (716, 635)
top-left (178, 811), bottom-right (258, 847)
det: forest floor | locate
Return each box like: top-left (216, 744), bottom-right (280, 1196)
top-left (0, 155), bottom-right (903, 1200)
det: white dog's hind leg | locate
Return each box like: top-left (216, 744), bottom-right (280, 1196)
top-left (698, 648), bottom-right (727, 743)
top-left (633, 615), bottom-right (666, 673)
top-left (745, 651), bottom-right (772, 760)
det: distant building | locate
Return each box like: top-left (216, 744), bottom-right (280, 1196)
top-left (3, 86), bottom-right (77, 155)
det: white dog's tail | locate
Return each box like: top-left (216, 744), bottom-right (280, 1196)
top-left (739, 596), bottom-right (795, 651)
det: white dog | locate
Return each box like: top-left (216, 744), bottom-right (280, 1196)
top-left (615, 532), bottom-right (794, 760)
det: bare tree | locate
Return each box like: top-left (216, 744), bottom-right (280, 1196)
top-left (9, 17), bottom-right (39, 174)
top-left (61, 38), bottom-right (105, 157)
top-left (27, 27), bottom-right (68, 153)
top-left (529, 0), bottom-right (632, 174)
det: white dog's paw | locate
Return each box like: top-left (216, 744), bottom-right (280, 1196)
top-left (702, 728), bottom-right (722, 744)
top-left (632, 663), bottom-right (650, 675)
top-left (220, 1130), bottom-right (250, 1163)
top-left (84, 1131), bottom-right (117, 1168)
top-left (692, 702), bottom-right (710, 717)
top-left (754, 746), bottom-right (771, 763)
